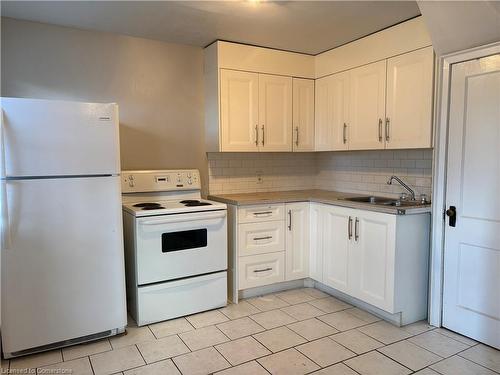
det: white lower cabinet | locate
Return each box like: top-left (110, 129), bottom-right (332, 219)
top-left (238, 252), bottom-right (285, 289)
top-left (238, 221), bottom-right (285, 256)
top-left (308, 203), bottom-right (429, 321)
top-left (285, 202), bottom-right (310, 281)
top-left (349, 211), bottom-right (396, 312)
top-left (233, 202), bottom-right (429, 323)
top-left (309, 203), bottom-right (324, 281)
top-left (322, 205), bottom-right (352, 294)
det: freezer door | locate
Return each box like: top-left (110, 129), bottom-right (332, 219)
top-left (1, 98), bottom-right (120, 177)
top-left (1, 176), bottom-right (127, 354)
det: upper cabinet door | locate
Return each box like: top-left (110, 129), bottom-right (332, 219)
top-left (349, 61), bottom-right (387, 150)
top-left (314, 73), bottom-right (349, 151)
top-left (220, 69), bottom-right (259, 152)
top-left (259, 74), bottom-right (293, 152)
top-left (386, 47), bottom-right (434, 149)
top-left (292, 78), bottom-right (315, 152)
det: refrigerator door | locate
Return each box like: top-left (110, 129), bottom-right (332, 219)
top-left (1, 176), bottom-right (127, 355)
top-left (1, 98), bottom-right (120, 177)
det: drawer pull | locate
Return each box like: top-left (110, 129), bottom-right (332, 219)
top-left (253, 211), bottom-right (273, 216)
top-left (253, 236), bottom-right (272, 241)
top-left (253, 267), bottom-right (273, 273)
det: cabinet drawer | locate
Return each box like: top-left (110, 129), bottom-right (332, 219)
top-left (239, 252), bottom-right (285, 289)
top-left (238, 221), bottom-right (285, 256)
top-left (238, 204), bottom-right (284, 223)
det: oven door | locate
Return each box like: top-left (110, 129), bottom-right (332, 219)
top-left (135, 210), bottom-right (227, 285)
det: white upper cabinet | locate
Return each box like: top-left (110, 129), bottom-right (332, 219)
top-left (386, 47), bottom-right (434, 149)
top-left (206, 25), bottom-right (434, 152)
top-left (220, 69), bottom-right (259, 152)
top-left (348, 60), bottom-right (387, 150)
top-left (292, 78), bottom-right (315, 151)
top-left (315, 72), bottom-right (349, 151)
top-left (259, 74), bottom-right (293, 152)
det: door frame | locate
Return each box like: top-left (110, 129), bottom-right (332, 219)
top-left (429, 41), bottom-right (500, 327)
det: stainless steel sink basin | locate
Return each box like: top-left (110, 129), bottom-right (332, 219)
top-left (343, 196), bottom-right (428, 207)
top-left (343, 196), bottom-right (395, 204)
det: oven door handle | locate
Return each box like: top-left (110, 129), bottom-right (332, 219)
top-left (139, 210), bottom-right (226, 225)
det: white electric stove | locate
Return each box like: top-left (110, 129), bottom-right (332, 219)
top-left (121, 169), bottom-right (228, 326)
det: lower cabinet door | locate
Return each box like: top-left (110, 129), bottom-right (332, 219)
top-left (285, 202), bottom-right (310, 281)
top-left (349, 211), bottom-right (396, 312)
top-left (322, 206), bottom-right (354, 293)
top-left (238, 252), bottom-right (285, 289)
top-left (309, 203), bottom-right (324, 282)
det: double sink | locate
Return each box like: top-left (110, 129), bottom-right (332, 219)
top-left (342, 196), bottom-right (429, 207)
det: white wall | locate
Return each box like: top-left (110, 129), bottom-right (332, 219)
top-left (417, 1), bottom-right (500, 55)
top-left (1, 17), bottom-right (209, 192)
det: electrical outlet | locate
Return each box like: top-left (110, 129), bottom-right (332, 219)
top-left (256, 170), bottom-right (263, 184)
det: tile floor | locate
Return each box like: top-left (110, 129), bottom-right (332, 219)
top-left (3, 287), bottom-right (499, 375)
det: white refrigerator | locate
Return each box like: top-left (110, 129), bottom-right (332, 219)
top-left (0, 98), bottom-right (127, 358)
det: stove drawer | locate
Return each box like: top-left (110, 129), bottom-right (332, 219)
top-left (136, 271), bottom-right (227, 326)
top-left (238, 252), bottom-right (285, 290)
top-left (238, 221), bottom-right (285, 256)
top-left (238, 204), bottom-right (284, 223)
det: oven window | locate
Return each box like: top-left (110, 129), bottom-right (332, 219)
top-left (162, 229), bottom-right (208, 252)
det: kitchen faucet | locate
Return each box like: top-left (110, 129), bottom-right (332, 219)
top-left (387, 176), bottom-right (416, 201)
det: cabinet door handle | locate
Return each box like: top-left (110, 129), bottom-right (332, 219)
top-left (348, 216), bottom-right (353, 240)
top-left (355, 217), bottom-right (359, 241)
top-left (254, 267), bottom-right (272, 273)
top-left (343, 123), bottom-right (347, 144)
top-left (288, 209), bottom-right (292, 231)
top-left (253, 236), bottom-right (272, 241)
top-left (261, 125), bottom-right (265, 146)
top-left (385, 118), bottom-right (390, 142)
top-left (295, 126), bottom-right (299, 146)
top-left (255, 124), bottom-right (259, 146)
top-left (253, 211), bottom-right (273, 217)
top-left (378, 118), bottom-right (383, 142)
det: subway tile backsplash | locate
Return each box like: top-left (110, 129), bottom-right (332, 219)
top-left (315, 149), bottom-right (433, 199)
top-left (207, 149), bottom-right (433, 199)
top-left (207, 152), bottom-right (317, 194)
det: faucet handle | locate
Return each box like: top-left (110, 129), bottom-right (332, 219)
top-left (399, 192), bottom-right (408, 201)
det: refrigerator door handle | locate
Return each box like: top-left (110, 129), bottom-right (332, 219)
top-left (0, 109), bottom-right (11, 251)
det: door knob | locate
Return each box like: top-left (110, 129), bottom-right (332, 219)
top-left (446, 206), bottom-right (457, 227)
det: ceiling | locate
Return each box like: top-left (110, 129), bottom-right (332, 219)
top-left (1, 1), bottom-right (421, 55)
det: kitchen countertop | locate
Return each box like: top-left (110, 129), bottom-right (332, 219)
top-left (208, 189), bottom-right (431, 215)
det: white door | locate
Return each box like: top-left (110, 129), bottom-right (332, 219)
top-left (322, 206), bottom-right (353, 293)
top-left (386, 47), bottom-right (434, 149)
top-left (350, 211), bottom-right (396, 312)
top-left (1, 176), bottom-right (127, 354)
top-left (309, 203), bottom-right (324, 282)
top-left (285, 202), bottom-right (310, 280)
top-left (349, 61), bottom-right (387, 150)
top-left (292, 78), bottom-right (315, 151)
top-left (220, 69), bottom-right (259, 152)
top-left (259, 74), bottom-right (293, 152)
top-left (314, 73), bottom-right (349, 151)
top-left (443, 55), bottom-right (500, 349)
